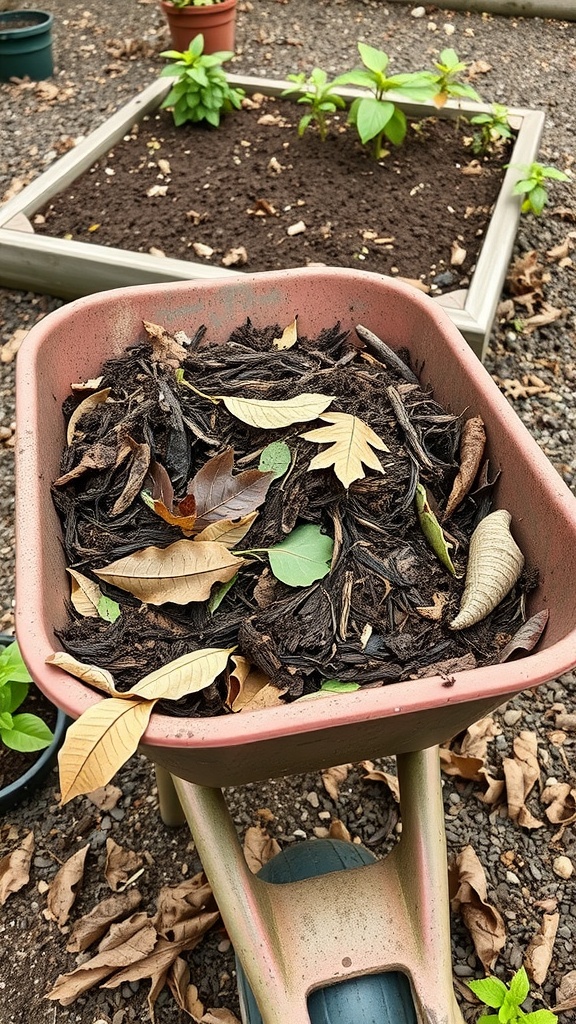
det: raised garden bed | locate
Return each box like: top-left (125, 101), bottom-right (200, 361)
top-left (0, 75), bottom-right (544, 361)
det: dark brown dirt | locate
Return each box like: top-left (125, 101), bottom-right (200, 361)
top-left (34, 95), bottom-right (511, 291)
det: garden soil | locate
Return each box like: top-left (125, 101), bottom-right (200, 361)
top-left (0, 3), bottom-right (575, 1024)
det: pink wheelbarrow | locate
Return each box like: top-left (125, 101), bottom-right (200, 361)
top-left (15, 269), bottom-right (576, 1024)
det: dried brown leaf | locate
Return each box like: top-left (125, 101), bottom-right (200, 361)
top-left (143, 320), bottom-right (188, 367)
top-left (502, 734), bottom-right (543, 829)
top-left (66, 388), bottom-right (111, 445)
top-left (273, 316), bottom-right (298, 350)
top-left (444, 416), bottom-right (486, 519)
top-left (359, 761), bottom-right (400, 801)
top-left (415, 591), bottom-right (448, 620)
top-left (188, 449), bottom-right (273, 526)
top-left (94, 539), bottom-right (245, 605)
top-left (130, 647), bottom-right (232, 702)
top-left (66, 889), bottom-right (142, 952)
top-left (67, 569), bottom-right (103, 618)
top-left (460, 717), bottom-right (501, 759)
top-left (541, 783), bottom-right (576, 825)
top-left (226, 654), bottom-right (251, 708)
top-left (111, 438), bottom-right (151, 517)
top-left (243, 826), bottom-right (281, 873)
top-left (230, 664), bottom-right (282, 712)
top-left (0, 831), bottom-right (34, 905)
top-left (45, 844), bottom-right (90, 928)
top-left (105, 838), bottom-right (145, 892)
top-left (86, 783), bottom-right (123, 811)
top-left (54, 436), bottom-right (130, 487)
top-left (328, 819), bottom-right (352, 842)
top-left (193, 511), bottom-right (258, 548)
top-left (167, 958), bottom-right (205, 1017)
top-left (499, 609), bottom-right (549, 662)
top-left (449, 845), bottom-right (506, 971)
top-left (200, 1010), bottom-right (242, 1024)
top-left (553, 970), bottom-right (576, 1013)
top-left (46, 651), bottom-right (124, 696)
top-left (153, 874), bottom-right (214, 936)
top-left (439, 749), bottom-right (484, 781)
top-left (321, 764), bottom-right (351, 802)
top-left (525, 913), bottom-right (559, 986)
top-left (301, 412), bottom-right (389, 489)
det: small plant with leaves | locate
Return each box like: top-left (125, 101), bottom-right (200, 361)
top-left (333, 43), bottom-right (438, 158)
top-left (468, 967), bottom-right (558, 1024)
top-left (509, 161), bottom-right (569, 216)
top-left (166, 1), bottom-right (227, 8)
top-left (425, 48), bottom-right (482, 108)
top-left (159, 33), bottom-right (244, 127)
top-left (281, 68), bottom-right (346, 141)
top-left (0, 640), bottom-right (54, 753)
top-left (469, 103), bottom-right (513, 155)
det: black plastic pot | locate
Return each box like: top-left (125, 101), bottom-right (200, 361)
top-left (0, 10), bottom-right (54, 82)
top-left (0, 634), bottom-right (68, 813)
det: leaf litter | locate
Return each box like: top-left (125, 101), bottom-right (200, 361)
top-left (51, 315), bottom-right (544, 728)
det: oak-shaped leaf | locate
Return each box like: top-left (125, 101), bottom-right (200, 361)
top-left (94, 539), bottom-right (245, 605)
top-left (267, 524), bottom-right (333, 586)
top-left (188, 448), bottom-right (273, 527)
top-left (301, 412), bottom-right (389, 489)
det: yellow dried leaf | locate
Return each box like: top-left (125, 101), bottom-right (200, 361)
top-left (526, 913), bottom-right (559, 986)
top-left (222, 392), bottom-right (334, 430)
top-left (301, 412), bottom-right (389, 489)
top-left (450, 845), bottom-right (506, 971)
top-left (66, 889), bottom-right (143, 952)
top-left (58, 698), bottom-right (156, 804)
top-left (0, 831), bottom-right (34, 906)
top-left (130, 647), bottom-right (232, 702)
top-left (47, 651), bottom-right (125, 697)
top-left (273, 316), bottom-right (298, 350)
top-left (67, 568), bottom-right (103, 617)
top-left (94, 539), bottom-right (245, 605)
top-left (193, 511), bottom-right (258, 548)
top-left (66, 387), bottom-right (111, 445)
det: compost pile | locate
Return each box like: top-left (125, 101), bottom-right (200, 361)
top-left (52, 319), bottom-right (535, 718)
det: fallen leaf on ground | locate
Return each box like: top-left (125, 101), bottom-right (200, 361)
top-left (45, 844), bottom-right (90, 928)
top-left (111, 438), bottom-right (151, 516)
top-left (525, 913), bottom-right (559, 986)
top-left (200, 1010), bottom-right (241, 1024)
top-left (243, 826), bottom-right (281, 873)
top-left (540, 782), bottom-right (576, 825)
top-left (167, 958), bottom-right (205, 1017)
top-left (449, 845), bottom-right (506, 971)
top-left (301, 411), bottom-right (389, 489)
top-left (0, 831), bottom-right (34, 905)
top-left (359, 761), bottom-right (400, 802)
top-left (66, 889), bottom-right (142, 952)
top-left (86, 783), bottom-right (123, 811)
top-left (153, 874), bottom-right (215, 935)
top-left (502, 731), bottom-right (543, 828)
top-left (553, 970), bottom-right (576, 1013)
top-left (467, 59), bottom-right (493, 78)
top-left (439, 749), bottom-right (485, 782)
top-left (443, 416), bottom-right (486, 519)
top-left (415, 591), bottom-right (448, 620)
top-left (0, 327), bottom-right (28, 364)
top-left (328, 819), bottom-right (352, 842)
top-left (105, 839), bottom-right (145, 892)
top-left (321, 764), bottom-right (351, 802)
top-left (67, 569), bottom-right (103, 617)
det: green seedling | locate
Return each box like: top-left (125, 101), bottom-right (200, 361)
top-left (160, 33), bottom-right (244, 127)
top-left (167, 0), bottom-right (226, 8)
top-left (333, 43), bottom-right (438, 157)
top-left (469, 103), bottom-right (513, 155)
top-left (468, 966), bottom-right (558, 1024)
top-left (426, 48), bottom-right (482, 108)
top-left (281, 68), bottom-right (346, 141)
top-left (509, 161), bottom-right (569, 216)
top-left (0, 641), bottom-right (54, 753)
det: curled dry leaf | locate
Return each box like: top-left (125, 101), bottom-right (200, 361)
top-left (110, 438), bottom-right (151, 517)
top-left (67, 568), bottom-right (103, 617)
top-left (502, 731), bottom-right (543, 829)
top-left (153, 873), bottom-right (215, 935)
top-left (86, 783), bottom-right (123, 811)
top-left (167, 959), bottom-right (205, 1017)
top-left (301, 411), bottom-right (389, 490)
top-left (0, 830), bottom-right (34, 906)
top-left (66, 387), bottom-right (111, 445)
top-left (359, 760), bottom-right (400, 802)
top-left (415, 591), bottom-right (448, 620)
top-left (45, 844), bottom-right (90, 929)
top-left (439, 748), bottom-right (484, 782)
top-left (58, 698), bottom-right (156, 805)
top-left (525, 913), bottom-right (560, 986)
top-left (449, 844), bottom-right (506, 971)
top-left (54, 434), bottom-right (131, 487)
top-left (105, 838), bottom-right (145, 892)
top-left (443, 416), bottom-right (486, 520)
top-left (143, 320), bottom-right (188, 368)
top-left (47, 651), bottom-right (124, 697)
top-left (328, 819), bottom-right (352, 843)
top-left (449, 510), bottom-right (524, 630)
top-left (498, 609), bottom-right (549, 662)
top-left (94, 539), bottom-right (245, 605)
top-left (66, 889), bottom-right (142, 952)
top-left (273, 316), bottom-right (298, 350)
top-left (243, 826), bottom-right (281, 873)
top-left (321, 764), bottom-right (351, 802)
top-left (541, 782), bottom-right (576, 825)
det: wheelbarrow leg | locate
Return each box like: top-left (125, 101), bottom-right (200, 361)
top-left (154, 764), bottom-right (186, 826)
top-left (172, 747), bottom-right (464, 1024)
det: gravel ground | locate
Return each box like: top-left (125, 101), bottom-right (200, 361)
top-left (0, 2), bottom-right (575, 1023)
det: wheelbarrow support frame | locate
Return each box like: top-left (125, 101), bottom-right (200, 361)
top-left (157, 746), bottom-right (465, 1024)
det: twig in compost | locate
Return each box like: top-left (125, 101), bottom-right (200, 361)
top-left (356, 324), bottom-right (419, 384)
top-left (386, 385), bottom-right (435, 471)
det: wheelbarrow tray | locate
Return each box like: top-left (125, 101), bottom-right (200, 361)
top-left (15, 268), bottom-right (576, 787)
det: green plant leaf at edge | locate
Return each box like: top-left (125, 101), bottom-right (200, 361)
top-left (467, 977), bottom-right (508, 1009)
top-left (321, 679), bottom-right (361, 693)
top-left (0, 641), bottom-right (32, 685)
top-left (477, 1016), bottom-right (500, 1024)
top-left (415, 483), bottom-right (456, 575)
top-left (266, 524), bottom-right (333, 587)
top-left (2, 713), bottom-right (54, 752)
top-left (98, 595), bottom-right (121, 623)
top-left (522, 1011), bottom-right (559, 1024)
top-left (508, 968), bottom-right (530, 1007)
top-left (208, 573), bottom-right (238, 614)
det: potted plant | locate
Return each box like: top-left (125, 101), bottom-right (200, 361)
top-left (0, 635), bottom-right (68, 811)
top-left (160, 0), bottom-right (237, 55)
top-left (0, 9), bottom-right (54, 82)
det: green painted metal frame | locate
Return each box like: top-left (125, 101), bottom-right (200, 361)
top-left (156, 747), bottom-right (465, 1024)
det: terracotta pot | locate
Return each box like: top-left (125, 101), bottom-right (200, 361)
top-left (14, 269), bottom-right (576, 788)
top-left (160, 0), bottom-right (236, 54)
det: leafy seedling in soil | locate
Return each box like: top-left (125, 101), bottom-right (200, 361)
top-left (333, 42), bottom-right (438, 157)
top-left (509, 161), bottom-right (569, 216)
top-left (425, 48), bottom-right (483, 109)
top-left (281, 67), bottom-right (347, 141)
top-left (469, 104), bottom-right (513, 155)
top-left (0, 641), bottom-right (54, 753)
top-left (159, 33), bottom-right (244, 127)
top-left (468, 966), bottom-right (558, 1024)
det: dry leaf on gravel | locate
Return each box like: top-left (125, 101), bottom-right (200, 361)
top-left (449, 845), bottom-right (506, 971)
top-left (66, 889), bottom-right (142, 952)
top-left (243, 826), bottom-right (281, 873)
top-left (45, 844), bottom-right (90, 928)
top-left (359, 761), bottom-right (400, 802)
top-left (200, 1010), bottom-right (241, 1024)
top-left (502, 731), bottom-right (543, 829)
top-left (328, 819), bottom-right (352, 843)
top-left (105, 838), bottom-right (144, 891)
top-left (525, 913), bottom-right (559, 986)
top-left (167, 958), bottom-right (205, 1017)
top-left (86, 783), bottom-right (123, 811)
top-left (553, 970), bottom-right (576, 1013)
top-left (301, 412), bottom-right (389, 489)
top-left (321, 764), bottom-right (351, 802)
top-left (0, 830), bottom-right (34, 905)
top-left (439, 749), bottom-right (485, 782)
top-left (0, 327), bottom-right (28, 364)
top-left (153, 874), bottom-right (214, 935)
top-left (540, 782), bottom-right (576, 825)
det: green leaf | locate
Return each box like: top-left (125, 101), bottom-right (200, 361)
top-left (97, 595), bottom-right (121, 623)
top-left (355, 97), bottom-right (395, 144)
top-left (258, 441), bottom-right (292, 480)
top-left (522, 1011), bottom-right (559, 1024)
top-left (0, 711), bottom-right (13, 732)
top-left (512, 179), bottom-right (536, 196)
top-left (3, 680), bottom-right (29, 714)
top-left (439, 48), bottom-right (460, 68)
top-left (208, 573), bottom-right (238, 614)
top-left (478, 1016), bottom-right (501, 1024)
top-left (529, 184), bottom-right (548, 215)
top-left (298, 113), bottom-right (313, 136)
top-left (267, 524), bottom-right (333, 587)
top-left (320, 679), bottom-right (361, 693)
top-left (415, 483), bottom-right (456, 575)
top-left (468, 978), bottom-right (508, 1009)
top-left (0, 641), bottom-right (32, 685)
top-left (334, 69), bottom-right (377, 91)
top-left (2, 713), bottom-right (54, 752)
top-left (509, 968), bottom-right (530, 1007)
top-left (357, 42), bottom-right (389, 74)
top-left (499, 991), bottom-right (520, 1023)
top-left (384, 107), bottom-right (407, 146)
top-left (541, 166), bottom-right (568, 181)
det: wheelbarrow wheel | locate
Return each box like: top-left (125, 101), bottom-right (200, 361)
top-left (236, 838), bottom-right (417, 1024)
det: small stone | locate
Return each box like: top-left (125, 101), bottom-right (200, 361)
top-left (444, 23), bottom-right (456, 36)
top-left (506, 871), bottom-right (521, 886)
top-left (553, 856), bottom-right (574, 879)
top-left (504, 709), bottom-right (523, 727)
top-left (411, 6), bottom-right (426, 17)
top-left (218, 938), bottom-right (231, 953)
top-left (427, 22), bottom-right (437, 31)
top-left (306, 791), bottom-right (320, 808)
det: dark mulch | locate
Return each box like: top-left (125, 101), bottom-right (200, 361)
top-left (34, 94), bottom-right (511, 291)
